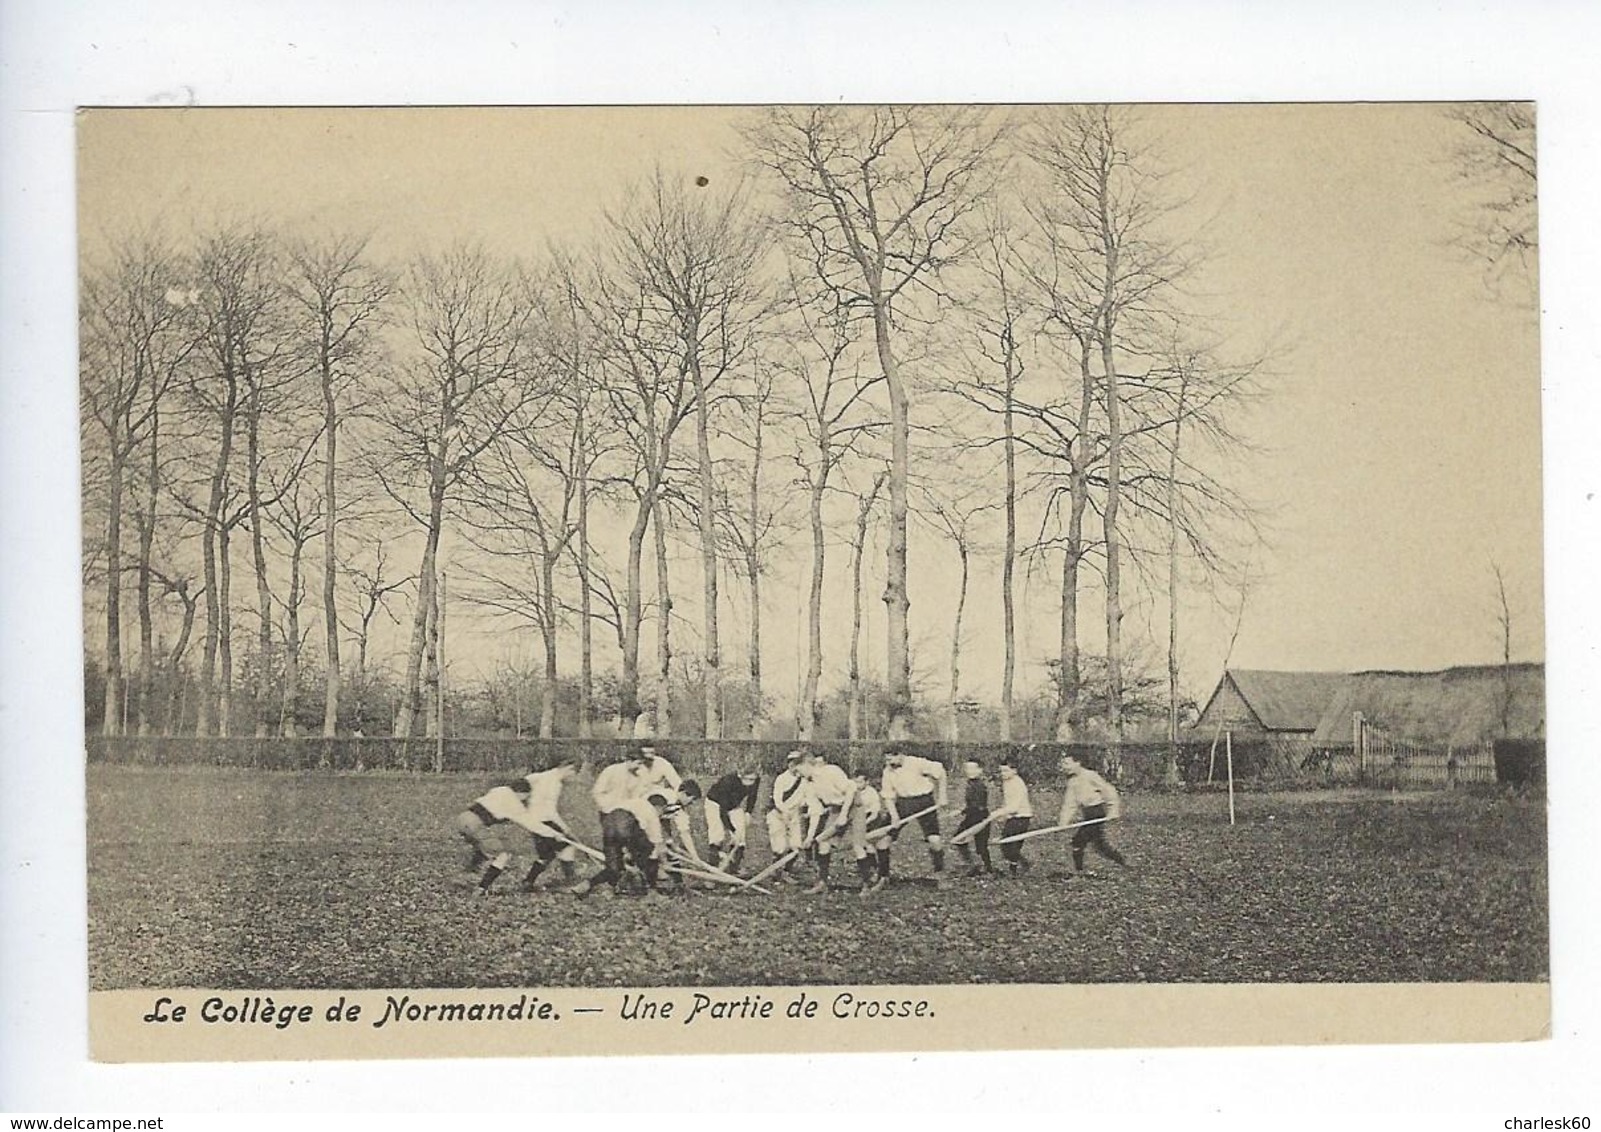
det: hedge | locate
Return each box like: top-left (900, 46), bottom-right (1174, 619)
top-left (1492, 738), bottom-right (1546, 787)
top-left (87, 735), bottom-right (1208, 785)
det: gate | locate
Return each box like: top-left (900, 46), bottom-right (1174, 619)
top-left (1357, 717), bottom-right (1496, 789)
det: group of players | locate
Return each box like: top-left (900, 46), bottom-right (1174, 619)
top-left (454, 745), bottom-right (1128, 899)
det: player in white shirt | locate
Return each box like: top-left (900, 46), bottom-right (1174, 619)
top-left (515, 757), bottom-right (584, 891)
top-left (1058, 756), bottom-right (1128, 876)
top-left (634, 746), bottom-right (704, 865)
top-left (994, 757), bottom-right (1035, 874)
top-left (765, 750), bottom-right (811, 879)
top-left (454, 757), bottom-right (579, 895)
top-left (840, 770), bottom-right (897, 897)
top-left (592, 755), bottom-right (646, 816)
top-left (635, 744), bottom-right (682, 796)
top-left (799, 751), bottom-right (853, 894)
top-left (879, 749), bottom-right (950, 885)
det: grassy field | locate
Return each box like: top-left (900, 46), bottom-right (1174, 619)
top-left (86, 764), bottom-right (1549, 990)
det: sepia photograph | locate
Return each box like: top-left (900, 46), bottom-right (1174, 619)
top-left (77, 103), bottom-right (1546, 1048)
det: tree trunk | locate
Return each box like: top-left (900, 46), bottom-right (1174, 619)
top-left (576, 403), bottom-right (593, 739)
top-left (135, 416), bottom-right (159, 736)
top-left (800, 471), bottom-right (827, 741)
top-left (218, 521), bottom-right (234, 737)
top-left (283, 539), bottom-right (303, 737)
top-left (540, 548), bottom-right (558, 740)
top-left (424, 570), bottom-right (440, 742)
top-left (746, 405), bottom-right (764, 739)
top-left (397, 454), bottom-right (445, 739)
top-left (320, 342), bottom-right (341, 737)
top-left (847, 473), bottom-right (884, 742)
top-left (691, 353), bottom-right (722, 739)
top-left (1001, 358), bottom-right (1017, 743)
top-left (1101, 333), bottom-right (1124, 743)
top-left (873, 303), bottom-right (913, 739)
top-left (1056, 344), bottom-right (1095, 741)
top-left (948, 537), bottom-right (969, 743)
top-left (618, 500), bottom-right (650, 736)
top-left (102, 447), bottom-right (125, 737)
top-left (1165, 374), bottom-right (1188, 783)
top-left (652, 498), bottom-right (673, 738)
top-left (247, 391), bottom-right (273, 739)
top-left (165, 586), bottom-right (197, 737)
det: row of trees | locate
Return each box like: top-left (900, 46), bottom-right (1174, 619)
top-left (82, 105), bottom-right (1269, 747)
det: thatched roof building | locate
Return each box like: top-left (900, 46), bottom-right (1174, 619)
top-left (1196, 664), bottom-right (1545, 747)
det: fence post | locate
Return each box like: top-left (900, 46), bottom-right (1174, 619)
top-left (1354, 712), bottom-right (1366, 783)
top-left (1225, 729), bottom-right (1236, 826)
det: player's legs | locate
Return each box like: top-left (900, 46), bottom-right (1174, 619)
top-left (805, 808), bottom-right (841, 894)
top-left (1001, 816), bottom-right (1031, 872)
top-left (765, 808), bottom-right (789, 854)
top-left (1071, 804), bottom-right (1116, 871)
top-left (727, 808), bottom-right (750, 870)
top-left (455, 809), bottom-right (490, 871)
top-left (704, 798), bottom-right (730, 855)
top-left (867, 820), bottom-right (893, 889)
top-left (973, 823), bottom-right (995, 872)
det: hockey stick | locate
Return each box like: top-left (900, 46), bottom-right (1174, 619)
top-left (738, 848), bottom-right (801, 890)
top-left (947, 810), bottom-right (1000, 846)
top-left (880, 802), bottom-right (940, 835)
top-left (994, 816), bottom-right (1110, 845)
top-left (664, 846), bottom-right (774, 895)
top-left (528, 823), bottom-right (607, 862)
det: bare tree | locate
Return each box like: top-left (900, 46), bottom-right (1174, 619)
top-left (1444, 103), bottom-right (1537, 302)
top-left (776, 283), bottom-right (885, 738)
top-left (456, 352), bottom-right (579, 740)
top-left (586, 235), bottom-right (700, 737)
top-left (748, 105), bottom-right (1007, 739)
top-left (263, 467), bottom-right (323, 737)
top-left (184, 225), bottom-right (284, 737)
top-left (1491, 559), bottom-right (1515, 738)
top-left (607, 173), bottom-right (768, 738)
top-left (79, 232), bottom-right (195, 736)
top-left (1026, 105), bottom-right (1192, 742)
top-left (716, 365), bottom-right (795, 738)
top-left (846, 469), bottom-right (888, 741)
top-left (338, 540), bottom-right (412, 735)
top-left (919, 485), bottom-right (996, 742)
top-left (282, 232), bottom-right (391, 737)
top-left (376, 245), bottom-right (532, 739)
top-left (945, 207), bottom-right (1030, 740)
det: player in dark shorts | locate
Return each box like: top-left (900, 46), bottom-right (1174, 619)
top-left (879, 749), bottom-right (950, 885)
top-left (573, 792), bottom-right (674, 898)
top-left (952, 759), bottom-right (998, 876)
top-left (703, 770), bottom-right (761, 873)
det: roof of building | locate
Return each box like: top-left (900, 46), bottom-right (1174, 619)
top-left (1205, 669), bottom-right (1349, 732)
top-left (1310, 663), bottom-right (1545, 745)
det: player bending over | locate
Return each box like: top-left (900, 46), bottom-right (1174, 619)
top-left (516, 756), bottom-right (585, 892)
top-left (704, 769), bottom-right (761, 873)
top-left (455, 764), bottom-right (576, 896)
top-left (798, 751), bottom-right (853, 895)
top-left (765, 750), bottom-right (811, 880)
top-left (995, 758), bottom-right (1035, 875)
top-left (953, 760), bottom-right (998, 876)
top-left (840, 769), bottom-right (896, 897)
top-left (572, 791), bottom-right (675, 898)
top-left (880, 748), bottom-right (949, 886)
top-left (1058, 756), bottom-right (1127, 876)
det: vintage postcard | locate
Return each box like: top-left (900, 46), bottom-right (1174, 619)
top-left (78, 104), bottom-right (1546, 1062)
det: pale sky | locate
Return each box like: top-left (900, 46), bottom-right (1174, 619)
top-left (77, 105), bottom-right (1544, 709)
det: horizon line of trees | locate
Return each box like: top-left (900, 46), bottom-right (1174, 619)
top-left (82, 104), bottom-right (1294, 760)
